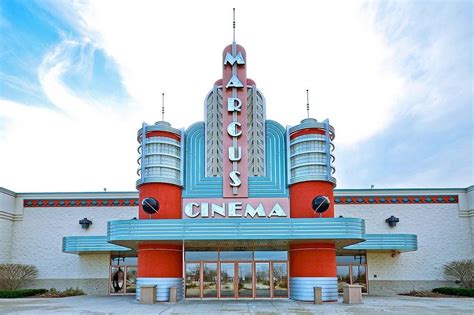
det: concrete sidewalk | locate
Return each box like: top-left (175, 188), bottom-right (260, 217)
top-left (0, 295), bottom-right (473, 314)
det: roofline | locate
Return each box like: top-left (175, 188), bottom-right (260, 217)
top-left (3, 186), bottom-right (472, 197)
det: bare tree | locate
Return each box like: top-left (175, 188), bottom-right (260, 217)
top-left (0, 264), bottom-right (39, 290)
top-left (443, 259), bottom-right (474, 289)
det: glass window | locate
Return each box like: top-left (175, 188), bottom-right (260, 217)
top-left (254, 251), bottom-right (287, 261)
top-left (337, 265), bottom-right (350, 293)
top-left (220, 251), bottom-right (253, 261)
top-left (185, 251), bottom-right (218, 261)
top-left (352, 265), bottom-right (367, 293)
top-left (111, 256), bottom-right (137, 266)
top-left (126, 267), bottom-right (137, 293)
top-left (336, 255), bottom-right (366, 264)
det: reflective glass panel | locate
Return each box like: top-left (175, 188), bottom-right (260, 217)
top-left (336, 255), bottom-right (366, 264)
top-left (203, 263), bottom-right (218, 298)
top-left (220, 263), bottom-right (235, 298)
top-left (254, 251), bottom-right (288, 261)
top-left (238, 263), bottom-right (253, 297)
top-left (337, 266), bottom-right (350, 293)
top-left (255, 263), bottom-right (270, 298)
top-left (185, 251), bottom-right (218, 261)
top-left (272, 262), bottom-right (288, 297)
top-left (125, 266), bottom-right (137, 293)
top-left (220, 251), bottom-right (253, 261)
top-left (110, 267), bottom-right (125, 294)
top-left (352, 265), bottom-right (367, 293)
top-left (185, 263), bottom-right (201, 298)
top-left (111, 256), bottom-right (138, 266)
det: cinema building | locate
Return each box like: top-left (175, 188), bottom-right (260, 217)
top-left (1, 39), bottom-right (473, 302)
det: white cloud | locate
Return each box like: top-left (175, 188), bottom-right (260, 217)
top-left (11, 1), bottom-right (468, 191)
top-left (58, 0), bottom-right (405, 145)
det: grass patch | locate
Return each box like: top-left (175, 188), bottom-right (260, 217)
top-left (432, 287), bottom-right (474, 297)
top-left (0, 289), bottom-right (48, 298)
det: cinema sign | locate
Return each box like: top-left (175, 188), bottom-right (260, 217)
top-left (182, 198), bottom-right (290, 219)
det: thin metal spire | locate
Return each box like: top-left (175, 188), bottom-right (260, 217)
top-left (306, 89), bottom-right (310, 118)
top-left (161, 92), bottom-right (165, 121)
top-left (233, 8), bottom-right (236, 43)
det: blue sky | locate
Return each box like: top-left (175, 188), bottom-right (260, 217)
top-left (0, 0), bottom-right (472, 192)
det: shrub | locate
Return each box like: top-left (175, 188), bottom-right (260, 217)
top-left (443, 259), bottom-right (474, 288)
top-left (61, 287), bottom-right (85, 297)
top-left (432, 287), bottom-right (474, 297)
top-left (0, 289), bottom-right (47, 298)
top-left (0, 264), bottom-right (39, 290)
top-left (35, 287), bottom-right (85, 298)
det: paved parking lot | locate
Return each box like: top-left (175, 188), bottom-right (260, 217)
top-left (0, 295), bottom-right (473, 314)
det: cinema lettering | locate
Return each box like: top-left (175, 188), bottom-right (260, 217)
top-left (183, 199), bottom-right (289, 218)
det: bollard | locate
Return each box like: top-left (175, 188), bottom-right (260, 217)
top-left (343, 284), bottom-right (363, 304)
top-left (313, 286), bottom-right (323, 304)
top-left (169, 286), bottom-right (177, 303)
top-left (140, 285), bottom-right (157, 304)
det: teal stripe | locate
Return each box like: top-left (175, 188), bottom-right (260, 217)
top-left (108, 218), bottom-right (365, 242)
top-left (62, 236), bottom-right (131, 254)
top-left (344, 234), bottom-right (417, 251)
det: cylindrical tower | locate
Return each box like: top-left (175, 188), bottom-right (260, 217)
top-left (135, 120), bottom-right (184, 302)
top-left (288, 118), bottom-right (337, 302)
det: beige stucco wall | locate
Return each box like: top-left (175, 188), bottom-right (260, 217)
top-left (0, 188), bottom-right (17, 263)
top-left (4, 191), bottom-right (137, 293)
top-left (335, 190), bottom-right (473, 294)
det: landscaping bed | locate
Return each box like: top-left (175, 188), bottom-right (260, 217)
top-left (0, 288), bottom-right (85, 299)
top-left (400, 287), bottom-right (474, 298)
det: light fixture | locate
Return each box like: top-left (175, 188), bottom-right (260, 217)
top-left (312, 196), bottom-right (330, 218)
top-left (385, 215), bottom-right (399, 227)
top-left (142, 197), bottom-right (159, 217)
top-left (79, 218), bottom-right (92, 229)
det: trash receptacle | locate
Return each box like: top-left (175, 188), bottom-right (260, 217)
top-left (343, 284), bottom-right (363, 304)
top-left (313, 286), bottom-right (323, 304)
top-left (169, 286), bottom-right (177, 303)
top-left (140, 285), bottom-right (157, 304)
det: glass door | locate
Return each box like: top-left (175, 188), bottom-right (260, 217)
top-left (237, 262), bottom-right (253, 298)
top-left (255, 262), bottom-right (270, 298)
top-left (220, 263), bottom-right (235, 298)
top-left (202, 263), bottom-right (218, 298)
top-left (272, 262), bottom-right (288, 298)
top-left (185, 263), bottom-right (201, 298)
top-left (110, 266), bottom-right (125, 294)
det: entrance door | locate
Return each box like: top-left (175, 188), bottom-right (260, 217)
top-left (255, 262), bottom-right (270, 298)
top-left (220, 263), bottom-right (235, 298)
top-left (237, 262), bottom-right (253, 298)
top-left (185, 263), bottom-right (201, 298)
top-left (272, 262), bottom-right (288, 298)
top-left (202, 263), bottom-right (218, 298)
top-left (184, 260), bottom-right (288, 299)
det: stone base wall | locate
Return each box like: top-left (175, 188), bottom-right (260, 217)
top-left (368, 280), bottom-right (458, 296)
top-left (24, 278), bottom-right (109, 295)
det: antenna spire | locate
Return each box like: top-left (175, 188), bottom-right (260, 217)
top-left (233, 8), bottom-right (236, 43)
top-left (161, 92), bottom-right (165, 121)
top-left (306, 89), bottom-right (310, 118)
